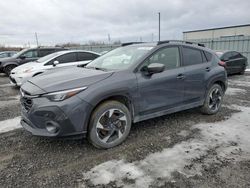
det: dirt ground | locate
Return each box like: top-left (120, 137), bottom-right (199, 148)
top-left (0, 73), bottom-right (250, 188)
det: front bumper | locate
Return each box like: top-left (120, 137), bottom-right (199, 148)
top-left (9, 73), bottom-right (31, 86)
top-left (20, 95), bottom-right (92, 137)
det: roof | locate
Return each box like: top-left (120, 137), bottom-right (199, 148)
top-left (183, 24), bottom-right (250, 33)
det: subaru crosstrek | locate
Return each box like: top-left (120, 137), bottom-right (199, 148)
top-left (20, 41), bottom-right (227, 149)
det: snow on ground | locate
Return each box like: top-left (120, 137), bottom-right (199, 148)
top-left (0, 117), bottom-right (21, 134)
top-left (83, 106), bottom-right (250, 187)
top-left (0, 83), bottom-right (13, 88)
top-left (226, 87), bottom-right (246, 95)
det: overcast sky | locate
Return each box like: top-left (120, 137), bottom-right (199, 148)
top-left (0, 0), bottom-right (249, 46)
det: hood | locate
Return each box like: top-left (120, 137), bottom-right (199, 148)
top-left (12, 61), bottom-right (43, 73)
top-left (26, 66), bottom-right (113, 93)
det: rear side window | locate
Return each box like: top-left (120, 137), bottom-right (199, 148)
top-left (39, 49), bottom-right (55, 57)
top-left (182, 47), bottom-right (203, 66)
top-left (56, 53), bottom-right (77, 64)
top-left (231, 52), bottom-right (242, 59)
top-left (77, 52), bottom-right (98, 61)
top-left (204, 51), bottom-right (213, 62)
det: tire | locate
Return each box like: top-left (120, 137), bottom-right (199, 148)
top-left (4, 65), bottom-right (17, 76)
top-left (88, 100), bottom-right (132, 149)
top-left (200, 84), bottom-right (224, 115)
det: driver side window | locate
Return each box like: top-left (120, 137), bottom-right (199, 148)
top-left (144, 47), bottom-right (180, 69)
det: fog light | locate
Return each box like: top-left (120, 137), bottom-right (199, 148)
top-left (45, 122), bottom-right (59, 134)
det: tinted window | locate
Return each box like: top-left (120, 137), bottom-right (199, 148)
top-left (231, 52), bottom-right (242, 59)
top-left (204, 51), bottom-right (213, 61)
top-left (56, 53), bottom-right (77, 64)
top-left (39, 49), bottom-right (55, 57)
top-left (182, 47), bottom-right (203, 66)
top-left (22, 50), bottom-right (38, 58)
top-left (145, 47), bottom-right (180, 69)
top-left (77, 52), bottom-right (97, 61)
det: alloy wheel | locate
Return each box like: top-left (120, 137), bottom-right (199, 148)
top-left (208, 88), bottom-right (222, 111)
top-left (96, 108), bottom-right (127, 144)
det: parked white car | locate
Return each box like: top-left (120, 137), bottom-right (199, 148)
top-left (9, 50), bottom-right (100, 86)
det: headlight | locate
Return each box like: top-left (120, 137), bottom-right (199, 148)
top-left (42, 87), bottom-right (87, 102)
top-left (23, 67), bottom-right (34, 73)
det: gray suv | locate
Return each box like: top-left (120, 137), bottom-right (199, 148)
top-left (20, 41), bottom-right (227, 149)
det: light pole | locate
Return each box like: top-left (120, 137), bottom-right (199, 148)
top-left (158, 12), bottom-right (161, 41)
top-left (35, 32), bottom-right (39, 47)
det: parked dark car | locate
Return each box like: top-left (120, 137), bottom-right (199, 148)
top-left (215, 51), bottom-right (248, 75)
top-left (20, 41), bottom-right (227, 149)
top-left (0, 47), bottom-right (66, 75)
top-left (0, 51), bottom-right (17, 58)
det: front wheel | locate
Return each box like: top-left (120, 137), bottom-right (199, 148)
top-left (200, 84), bottom-right (224, 115)
top-left (4, 65), bottom-right (17, 76)
top-left (88, 101), bottom-right (132, 149)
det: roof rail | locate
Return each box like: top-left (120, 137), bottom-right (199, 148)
top-left (157, 40), bottom-right (205, 47)
top-left (121, 42), bottom-right (145, 46)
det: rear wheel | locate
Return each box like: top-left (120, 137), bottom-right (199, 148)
top-left (4, 65), bottom-right (17, 76)
top-left (200, 84), bottom-right (224, 115)
top-left (88, 101), bottom-right (132, 149)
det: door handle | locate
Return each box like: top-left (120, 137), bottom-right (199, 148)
top-left (177, 74), bottom-right (185, 80)
top-left (205, 67), bottom-right (211, 72)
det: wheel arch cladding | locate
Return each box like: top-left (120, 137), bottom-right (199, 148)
top-left (87, 94), bottom-right (134, 128)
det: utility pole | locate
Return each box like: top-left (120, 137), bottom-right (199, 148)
top-left (158, 12), bottom-right (161, 41)
top-left (35, 32), bottom-right (39, 47)
top-left (108, 34), bottom-right (111, 44)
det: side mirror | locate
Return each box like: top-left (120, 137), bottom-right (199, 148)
top-left (19, 55), bottom-right (26, 59)
top-left (53, 60), bottom-right (59, 67)
top-left (142, 63), bottom-right (165, 75)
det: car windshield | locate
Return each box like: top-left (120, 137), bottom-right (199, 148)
top-left (86, 45), bottom-right (154, 71)
top-left (36, 52), bottom-right (62, 63)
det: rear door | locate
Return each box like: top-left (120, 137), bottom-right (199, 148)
top-left (181, 46), bottom-right (210, 103)
top-left (136, 46), bottom-right (186, 115)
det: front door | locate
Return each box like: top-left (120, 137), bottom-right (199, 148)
top-left (136, 46), bottom-right (185, 116)
top-left (19, 49), bottom-right (39, 65)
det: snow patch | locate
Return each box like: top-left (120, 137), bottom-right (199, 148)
top-left (226, 87), bottom-right (246, 95)
top-left (83, 106), bottom-right (250, 187)
top-left (0, 117), bottom-right (21, 134)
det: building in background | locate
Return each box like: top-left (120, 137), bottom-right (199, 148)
top-left (183, 24), bottom-right (250, 40)
top-left (183, 24), bottom-right (250, 68)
